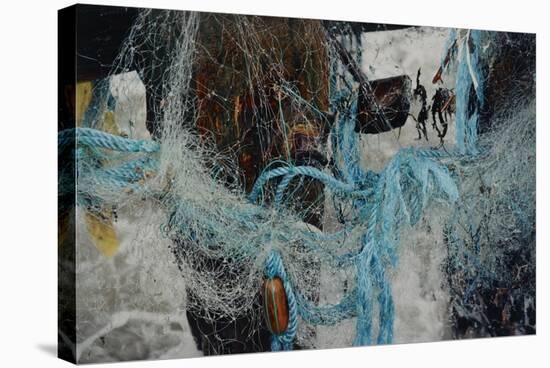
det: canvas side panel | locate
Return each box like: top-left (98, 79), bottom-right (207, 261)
top-left (58, 4), bottom-right (77, 364)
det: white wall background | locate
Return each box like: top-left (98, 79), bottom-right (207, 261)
top-left (0, 0), bottom-right (547, 367)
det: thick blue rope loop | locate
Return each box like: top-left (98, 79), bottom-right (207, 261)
top-left (249, 165), bottom-right (375, 206)
top-left (274, 172), bottom-right (296, 205)
top-left (59, 128), bottom-right (161, 197)
top-left (59, 128), bottom-right (160, 153)
top-left (264, 250), bottom-right (299, 351)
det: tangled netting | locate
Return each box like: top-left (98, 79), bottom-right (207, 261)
top-left (59, 10), bottom-right (535, 354)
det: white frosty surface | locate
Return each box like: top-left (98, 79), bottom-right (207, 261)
top-left (75, 203), bottom-right (201, 363)
top-left (109, 71), bottom-right (150, 140)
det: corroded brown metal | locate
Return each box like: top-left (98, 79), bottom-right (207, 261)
top-left (194, 14), bottom-right (329, 191)
top-left (262, 277), bottom-right (290, 335)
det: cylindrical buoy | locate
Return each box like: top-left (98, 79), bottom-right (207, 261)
top-left (262, 277), bottom-right (289, 335)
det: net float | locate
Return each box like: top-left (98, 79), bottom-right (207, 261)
top-left (262, 277), bottom-right (289, 335)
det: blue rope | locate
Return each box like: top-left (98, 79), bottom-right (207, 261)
top-left (452, 30), bottom-right (485, 155)
top-left (59, 128), bottom-right (160, 153)
top-left (248, 165), bottom-right (374, 204)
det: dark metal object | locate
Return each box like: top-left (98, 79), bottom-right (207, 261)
top-left (356, 75), bottom-right (412, 134)
top-left (329, 35), bottom-right (411, 135)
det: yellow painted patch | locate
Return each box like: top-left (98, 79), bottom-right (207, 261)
top-left (74, 79), bottom-right (121, 258)
top-left (75, 81), bottom-right (94, 126)
top-left (84, 211), bottom-right (119, 257)
top-left (101, 111), bottom-right (120, 136)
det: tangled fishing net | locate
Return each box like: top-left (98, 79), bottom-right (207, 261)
top-left (58, 9), bottom-right (535, 361)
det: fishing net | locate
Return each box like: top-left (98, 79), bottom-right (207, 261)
top-left (59, 8), bottom-right (535, 362)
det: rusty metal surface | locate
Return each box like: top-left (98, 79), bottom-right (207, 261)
top-left (194, 14), bottom-right (330, 192)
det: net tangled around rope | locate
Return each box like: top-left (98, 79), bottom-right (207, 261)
top-left (62, 11), bottom-right (535, 353)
